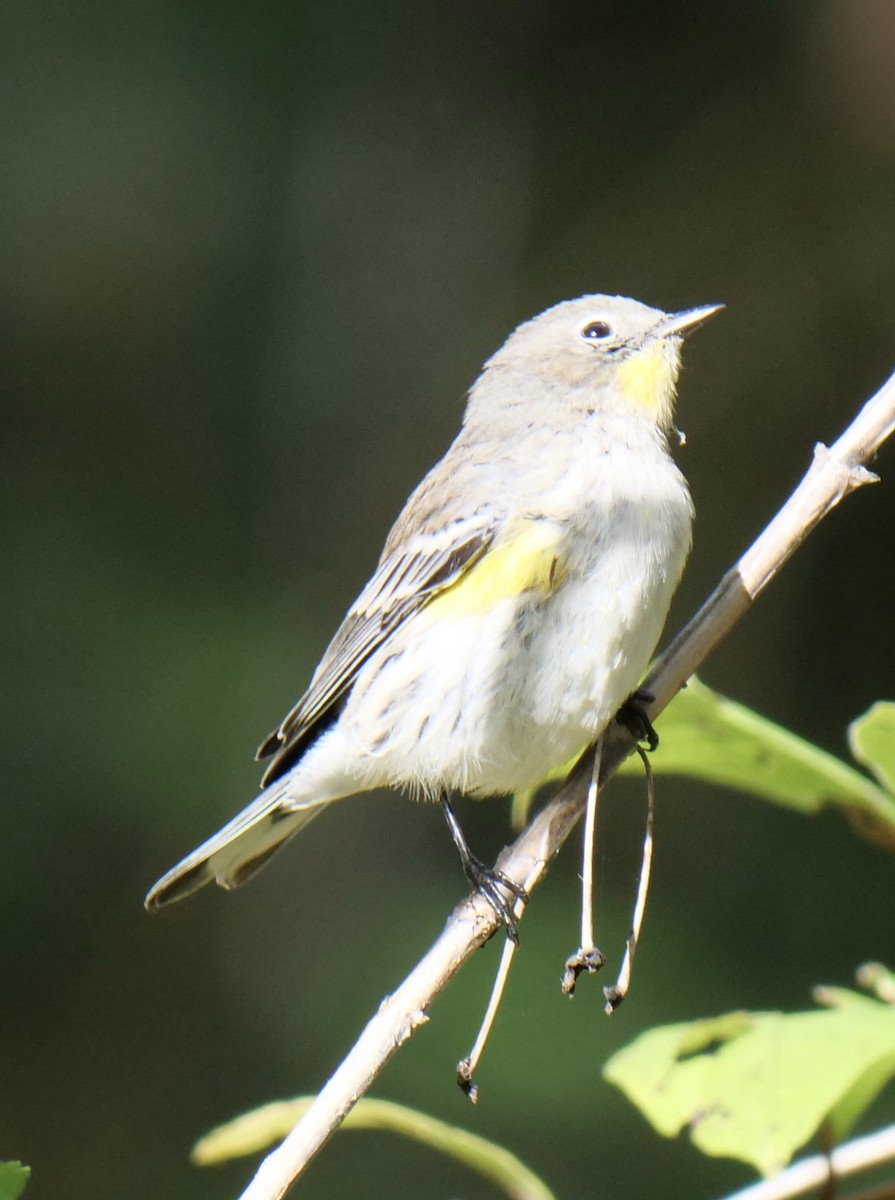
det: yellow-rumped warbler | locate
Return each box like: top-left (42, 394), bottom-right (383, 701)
top-left (146, 295), bottom-right (720, 931)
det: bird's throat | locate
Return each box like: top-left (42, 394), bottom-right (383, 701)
top-left (616, 341), bottom-right (680, 423)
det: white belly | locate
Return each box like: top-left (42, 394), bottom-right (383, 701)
top-left (334, 458), bottom-right (692, 797)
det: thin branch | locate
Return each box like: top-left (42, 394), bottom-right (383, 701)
top-left (603, 745), bottom-right (655, 1015)
top-left (720, 1122), bottom-right (895, 1200)
top-left (558, 740), bottom-right (607, 999)
top-left (457, 861), bottom-right (539, 1101)
top-left (580, 742), bottom-right (601, 952)
top-left (237, 367), bottom-right (895, 1200)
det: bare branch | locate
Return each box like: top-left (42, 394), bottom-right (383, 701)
top-left (719, 1122), bottom-right (895, 1200)
top-left (237, 367), bottom-right (895, 1200)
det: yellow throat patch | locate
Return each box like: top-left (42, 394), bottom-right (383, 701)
top-left (616, 341), bottom-right (680, 421)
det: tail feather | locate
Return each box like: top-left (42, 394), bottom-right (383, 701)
top-left (144, 791), bottom-right (328, 911)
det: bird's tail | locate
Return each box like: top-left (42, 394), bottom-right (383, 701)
top-left (144, 785), bottom-right (330, 911)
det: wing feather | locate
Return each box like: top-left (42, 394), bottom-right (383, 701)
top-left (257, 516), bottom-right (496, 785)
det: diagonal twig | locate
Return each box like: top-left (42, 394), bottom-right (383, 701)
top-left (237, 366), bottom-right (895, 1200)
top-left (719, 1121), bottom-right (895, 1200)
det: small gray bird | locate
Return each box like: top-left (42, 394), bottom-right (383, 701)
top-left (146, 295), bottom-right (720, 932)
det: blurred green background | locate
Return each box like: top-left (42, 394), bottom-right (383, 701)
top-left (4, 1), bottom-right (895, 1197)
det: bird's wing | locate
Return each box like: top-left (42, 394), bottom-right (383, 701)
top-left (256, 514), bottom-right (497, 785)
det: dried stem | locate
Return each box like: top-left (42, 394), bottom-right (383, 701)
top-left (456, 860), bottom-right (539, 1101)
top-left (580, 739), bottom-right (602, 953)
top-left (237, 366), bottom-right (895, 1200)
top-left (720, 1122), bottom-right (895, 1200)
top-left (603, 745), bottom-right (655, 1015)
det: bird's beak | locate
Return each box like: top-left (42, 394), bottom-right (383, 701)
top-left (657, 303), bottom-right (725, 339)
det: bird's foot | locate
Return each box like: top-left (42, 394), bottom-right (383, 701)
top-left (462, 854), bottom-right (528, 945)
top-left (617, 688), bottom-right (659, 752)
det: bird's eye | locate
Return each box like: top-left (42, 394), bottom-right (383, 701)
top-left (581, 320), bottom-right (612, 341)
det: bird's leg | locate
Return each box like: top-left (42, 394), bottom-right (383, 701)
top-left (617, 687), bottom-right (659, 752)
top-left (440, 797), bottom-right (528, 945)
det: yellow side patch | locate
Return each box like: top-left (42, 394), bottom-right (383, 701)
top-left (425, 521), bottom-right (565, 619)
top-left (616, 342), bottom-right (679, 417)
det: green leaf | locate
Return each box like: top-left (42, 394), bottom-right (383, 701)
top-left (0, 1163), bottom-right (30, 1200)
top-left (513, 683), bottom-right (895, 840)
top-left (620, 680), bottom-right (895, 843)
top-left (604, 976), bottom-right (895, 1176)
top-left (850, 702), bottom-right (895, 798)
top-left (193, 1096), bottom-right (555, 1200)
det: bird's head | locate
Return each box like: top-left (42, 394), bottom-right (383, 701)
top-left (472, 294), bottom-right (722, 431)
